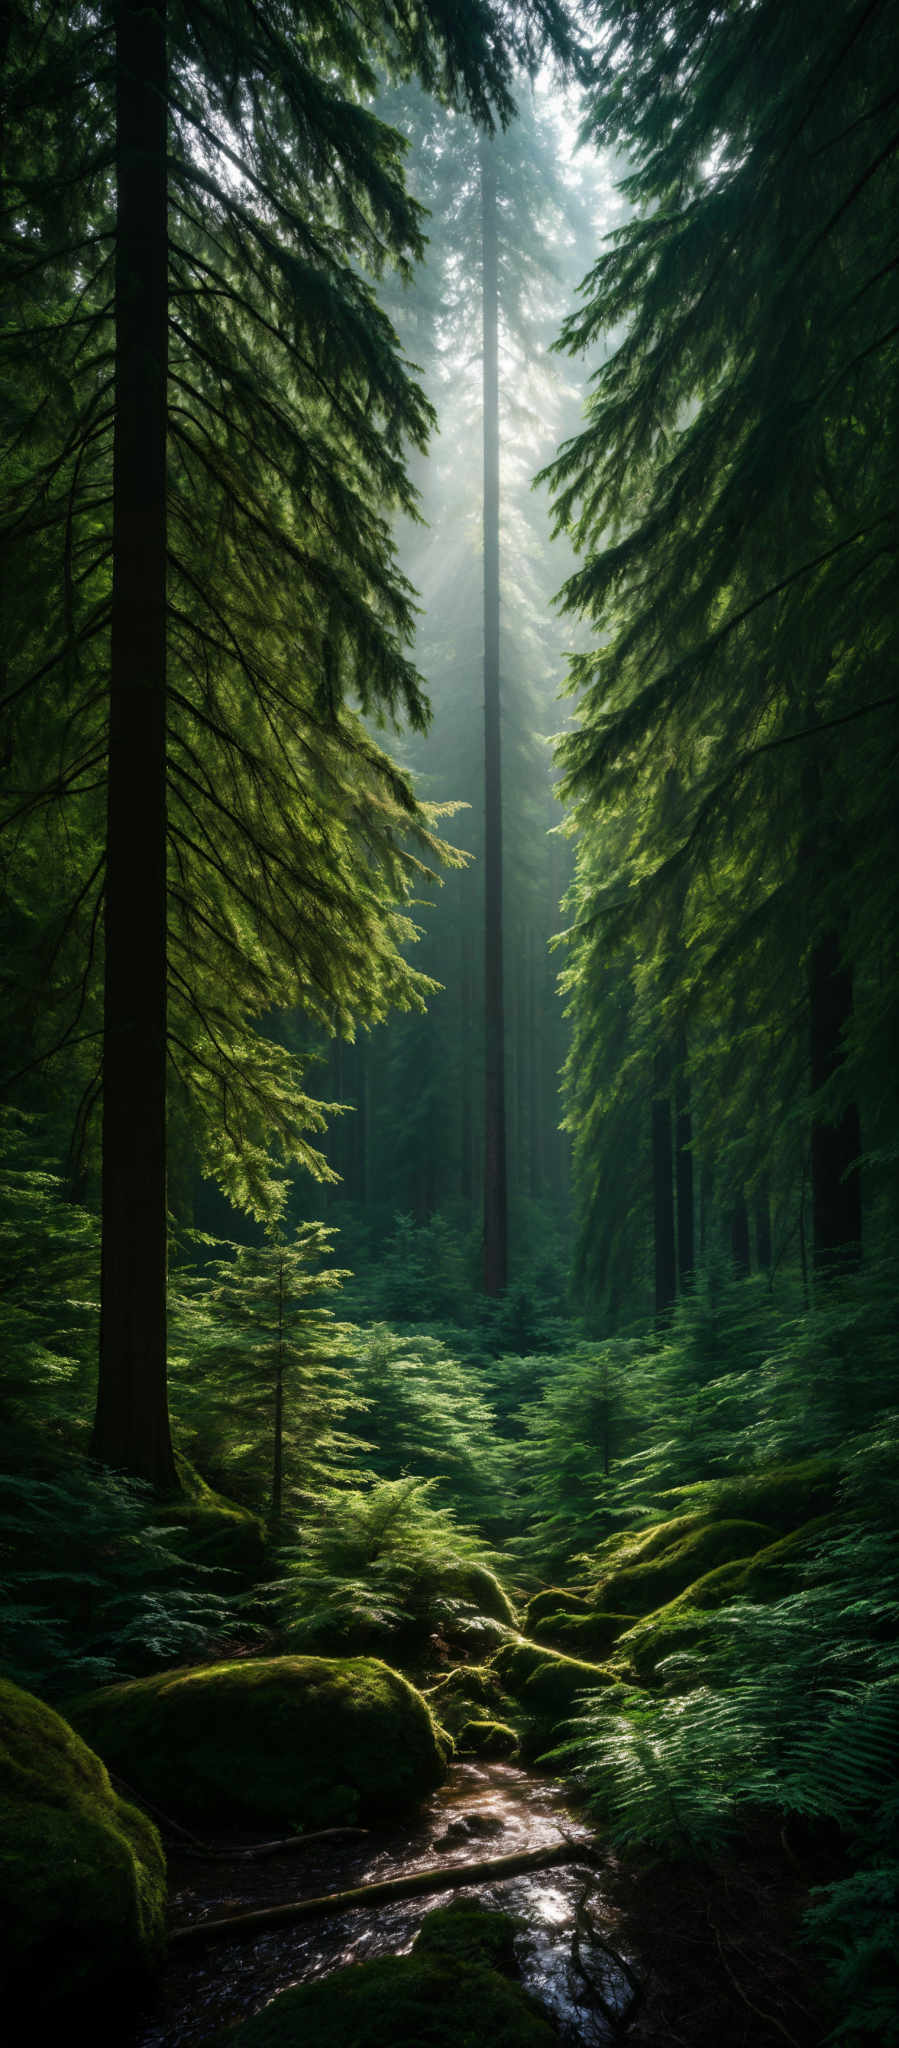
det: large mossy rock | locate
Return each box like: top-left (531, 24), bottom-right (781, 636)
top-left (591, 1517), bottom-right (776, 1615)
top-left (492, 1638), bottom-right (618, 1723)
top-left (613, 1518), bottom-right (836, 1684)
top-left (0, 1679), bottom-right (166, 2010)
top-left (664, 1457), bottom-right (841, 1534)
top-left (526, 1605), bottom-right (638, 1662)
top-left (69, 1655), bottom-right (447, 1828)
top-left (225, 1899), bottom-right (559, 2046)
top-left (523, 1588), bottom-right (591, 1633)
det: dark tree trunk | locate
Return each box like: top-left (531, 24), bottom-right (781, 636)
top-left (801, 744), bottom-right (862, 1273)
top-left (674, 1030), bottom-right (694, 1288)
top-left (730, 1192), bottom-right (751, 1278)
top-left (480, 133), bottom-right (507, 1297)
top-left (93, 0), bottom-right (176, 1489)
top-left (809, 929), bottom-right (862, 1269)
top-left (272, 1254), bottom-right (284, 1531)
top-left (754, 1176), bottom-right (772, 1273)
top-left (652, 1049), bottom-right (677, 1321)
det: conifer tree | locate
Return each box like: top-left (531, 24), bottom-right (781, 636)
top-left (2, 0), bottom-right (579, 1482)
top-left (545, 0), bottom-right (899, 1309)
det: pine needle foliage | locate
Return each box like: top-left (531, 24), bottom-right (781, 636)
top-left (169, 1224), bottom-right (362, 1529)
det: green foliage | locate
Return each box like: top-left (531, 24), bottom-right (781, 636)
top-left (343, 1323), bottom-right (513, 1522)
top-left (273, 1476), bottom-right (511, 1654)
top-left (169, 1223), bottom-right (361, 1523)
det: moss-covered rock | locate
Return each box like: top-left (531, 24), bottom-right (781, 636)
top-left (0, 1678), bottom-right (166, 2010)
top-left (69, 1655), bottom-right (447, 1828)
top-left (225, 1900), bottom-right (559, 2045)
top-left (528, 1608), bottom-right (639, 1661)
top-left (445, 1561), bottom-right (517, 1628)
top-left (661, 1457), bottom-right (841, 1534)
top-left (523, 1587), bottom-right (591, 1633)
top-left (613, 1518), bottom-right (835, 1683)
top-left (492, 1638), bottom-right (618, 1721)
top-left (593, 1518), bottom-right (776, 1614)
top-left (154, 1453), bottom-right (267, 1582)
top-left (455, 1716), bottom-right (519, 1759)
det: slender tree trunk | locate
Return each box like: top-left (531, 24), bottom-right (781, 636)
top-left (272, 1254), bottom-right (284, 1530)
top-left (480, 132), bottom-right (507, 1296)
top-left (652, 1049), bottom-right (676, 1321)
top-left (674, 1029), bottom-right (694, 1289)
top-left (730, 1191), bottom-right (751, 1278)
top-left (93, 0), bottom-right (176, 1490)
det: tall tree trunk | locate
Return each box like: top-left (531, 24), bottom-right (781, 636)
top-left (802, 749), bottom-right (862, 1272)
top-left (272, 1253), bottom-right (284, 1531)
top-left (674, 1028), bottom-right (694, 1288)
top-left (754, 1175), bottom-right (772, 1273)
top-left (730, 1191), bottom-right (751, 1278)
top-left (652, 1049), bottom-right (676, 1322)
top-left (480, 132), bottom-right (507, 1296)
top-left (93, 0), bottom-right (176, 1490)
top-left (809, 928), bottom-right (862, 1268)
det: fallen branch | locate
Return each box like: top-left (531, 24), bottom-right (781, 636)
top-left (171, 1836), bottom-right (602, 1949)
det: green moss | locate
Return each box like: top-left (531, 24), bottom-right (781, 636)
top-left (534, 1609), bottom-right (639, 1660)
top-left (68, 1655), bottom-right (446, 1828)
top-left (0, 1678), bottom-right (166, 2009)
top-left (153, 1452), bottom-right (267, 1581)
top-left (588, 1513), bottom-right (702, 1575)
top-left (226, 1901), bottom-right (558, 2046)
top-left (613, 1518), bottom-right (835, 1683)
top-left (593, 1518), bottom-right (776, 1614)
top-left (455, 1717), bottom-right (519, 1758)
top-left (493, 1638), bottom-right (618, 1720)
top-left (523, 1587), bottom-right (591, 1633)
top-left (660, 1457), bottom-right (840, 1533)
top-left (445, 1561), bottom-right (518, 1628)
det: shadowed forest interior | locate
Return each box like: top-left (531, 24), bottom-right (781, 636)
top-left (1, 2), bottom-right (897, 2044)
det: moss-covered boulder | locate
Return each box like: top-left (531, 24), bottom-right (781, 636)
top-left (69, 1655), bottom-right (447, 1828)
top-left (446, 1561), bottom-right (517, 1628)
top-left (662, 1457), bottom-right (841, 1534)
top-left (225, 1899), bottom-right (559, 2046)
top-left (493, 1638), bottom-right (618, 1722)
top-left (0, 1679), bottom-right (166, 2010)
top-left (593, 1518), bottom-right (776, 1614)
top-left (528, 1608), bottom-right (639, 1661)
top-left (523, 1587), bottom-right (591, 1633)
top-left (613, 1518), bottom-right (835, 1683)
top-left (455, 1716), bottom-right (519, 1758)
top-left (154, 1453), bottom-right (267, 1581)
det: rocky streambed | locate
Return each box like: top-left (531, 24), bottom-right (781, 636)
top-left (125, 1760), bottom-right (639, 2046)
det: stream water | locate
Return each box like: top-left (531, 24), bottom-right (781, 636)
top-left (127, 1761), bottom-right (638, 2045)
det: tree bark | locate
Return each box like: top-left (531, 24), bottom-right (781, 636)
top-left (754, 1176), bottom-right (772, 1273)
top-left (730, 1191), bottom-right (751, 1278)
top-left (93, 0), bottom-right (176, 1489)
top-left (809, 928), bottom-right (862, 1269)
top-left (674, 1030), bottom-right (694, 1288)
top-left (652, 1048), bottom-right (677, 1321)
top-left (480, 132), bottom-right (507, 1297)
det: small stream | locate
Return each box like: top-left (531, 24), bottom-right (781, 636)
top-left (127, 1761), bottom-right (638, 2045)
